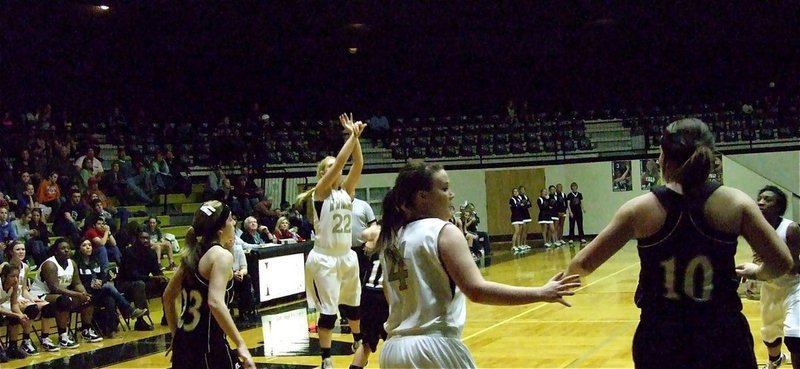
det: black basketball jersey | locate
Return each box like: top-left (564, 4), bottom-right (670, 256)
top-left (361, 251), bottom-right (383, 293)
top-left (635, 182), bottom-right (741, 317)
top-left (175, 261), bottom-right (234, 353)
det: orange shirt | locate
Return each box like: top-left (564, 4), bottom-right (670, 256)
top-left (37, 180), bottom-right (61, 203)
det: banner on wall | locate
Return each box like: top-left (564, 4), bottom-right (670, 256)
top-left (640, 158), bottom-right (662, 190)
top-left (612, 160), bottom-right (632, 192)
top-left (709, 153), bottom-right (723, 184)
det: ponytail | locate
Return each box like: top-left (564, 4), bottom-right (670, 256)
top-left (376, 189), bottom-right (404, 263)
top-left (672, 145), bottom-right (714, 194)
top-left (295, 187), bottom-right (316, 226)
top-left (180, 226), bottom-right (201, 274)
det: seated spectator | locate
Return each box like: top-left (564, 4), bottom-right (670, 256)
top-left (150, 150), bottom-right (172, 193)
top-left (29, 238), bottom-right (103, 350)
top-left (52, 190), bottom-right (86, 246)
top-left (143, 216), bottom-right (177, 271)
top-left (231, 240), bottom-right (256, 321)
top-left (25, 208), bottom-right (49, 267)
top-left (0, 263), bottom-right (41, 359)
top-left (240, 216), bottom-right (277, 251)
top-left (164, 149), bottom-right (192, 196)
top-left (83, 217), bottom-right (120, 273)
top-left (203, 165), bottom-right (226, 201)
top-left (273, 216), bottom-right (305, 242)
top-left (74, 239), bottom-right (146, 337)
top-left (84, 180), bottom-right (130, 230)
top-left (253, 198), bottom-right (281, 231)
top-left (100, 161), bottom-right (152, 205)
top-left (37, 171), bottom-right (63, 214)
top-left (13, 172), bottom-right (33, 203)
top-left (116, 230), bottom-right (169, 330)
top-left (73, 147), bottom-right (103, 176)
top-left (2, 241), bottom-right (48, 356)
top-left (214, 177), bottom-right (244, 218)
top-left (0, 206), bottom-right (17, 263)
top-left (16, 183), bottom-right (42, 218)
top-left (11, 210), bottom-right (32, 249)
top-left (75, 157), bottom-right (94, 193)
top-left (233, 174), bottom-right (259, 217)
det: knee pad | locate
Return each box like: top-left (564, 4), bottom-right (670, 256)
top-left (339, 305), bottom-right (361, 321)
top-left (785, 336), bottom-right (800, 354)
top-left (55, 295), bottom-right (73, 311)
top-left (24, 304), bottom-right (41, 319)
top-left (318, 314), bottom-right (337, 330)
top-left (765, 338), bottom-right (783, 348)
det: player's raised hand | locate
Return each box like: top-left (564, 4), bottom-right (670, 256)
top-left (339, 112), bottom-right (355, 134)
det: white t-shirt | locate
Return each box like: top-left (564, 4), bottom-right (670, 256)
top-left (351, 198), bottom-right (376, 247)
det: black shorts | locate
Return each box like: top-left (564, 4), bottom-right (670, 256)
top-left (632, 312), bottom-right (756, 369)
top-left (360, 290), bottom-right (388, 351)
top-left (172, 336), bottom-right (242, 369)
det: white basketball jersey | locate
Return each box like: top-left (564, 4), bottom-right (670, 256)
top-left (776, 218), bottom-right (792, 244)
top-left (314, 189), bottom-right (353, 255)
top-left (381, 218), bottom-right (467, 338)
top-left (30, 256), bottom-right (74, 296)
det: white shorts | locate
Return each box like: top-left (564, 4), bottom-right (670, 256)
top-left (305, 249), bottom-right (361, 315)
top-left (760, 274), bottom-right (800, 342)
top-left (380, 335), bottom-right (476, 369)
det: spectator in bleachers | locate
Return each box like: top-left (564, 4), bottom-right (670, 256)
top-left (253, 197), bottom-right (281, 231)
top-left (85, 178), bottom-right (130, 229)
top-left (52, 189), bottom-right (86, 246)
top-left (0, 207), bottom-right (17, 263)
top-left (233, 174), bottom-right (260, 217)
top-left (16, 183), bottom-right (41, 218)
top-left (240, 216), bottom-right (277, 250)
top-left (74, 238), bottom-right (146, 338)
top-left (26, 208), bottom-right (49, 266)
top-left (116, 230), bottom-right (169, 330)
top-left (101, 161), bottom-right (152, 205)
top-left (29, 238), bottom-right (104, 350)
top-left (37, 171), bottom-right (62, 214)
top-left (214, 177), bottom-right (244, 219)
top-left (73, 147), bottom-right (104, 176)
top-left (150, 150), bottom-right (172, 193)
top-left (164, 149), bottom-right (192, 196)
top-left (143, 217), bottom-right (177, 271)
top-left (11, 210), bottom-right (31, 248)
top-left (49, 146), bottom-right (77, 191)
top-left (75, 158), bottom-right (95, 193)
top-left (84, 217), bottom-right (120, 273)
top-left (204, 165), bottom-right (226, 201)
top-left (15, 150), bottom-right (34, 182)
top-left (273, 216), bottom-right (305, 242)
top-left (368, 111), bottom-right (390, 145)
top-left (14, 172), bottom-right (33, 202)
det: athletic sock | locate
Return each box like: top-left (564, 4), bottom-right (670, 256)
top-left (321, 348), bottom-right (332, 359)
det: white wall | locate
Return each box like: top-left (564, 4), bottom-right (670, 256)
top-left (297, 150), bottom-right (799, 235)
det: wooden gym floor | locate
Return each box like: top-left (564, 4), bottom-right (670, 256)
top-left (5, 240), bottom-right (787, 368)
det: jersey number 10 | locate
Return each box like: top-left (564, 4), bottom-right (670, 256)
top-left (660, 255), bottom-right (714, 302)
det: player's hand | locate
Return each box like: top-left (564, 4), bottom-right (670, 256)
top-left (237, 345), bottom-right (256, 369)
top-left (736, 262), bottom-right (761, 280)
top-left (339, 112), bottom-right (355, 134)
top-left (540, 272), bottom-right (581, 307)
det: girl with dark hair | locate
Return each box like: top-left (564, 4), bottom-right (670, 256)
top-left (2, 241), bottom-right (48, 356)
top-left (0, 263), bottom-right (40, 359)
top-left (509, 188), bottom-right (524, 253)
top-left (163, 200), bottom-right (255, 369)
top-left (145, 216), bottom-right (177, 271)
top-left (518, 186), bottom-right (533, 251)
top-left (537, 188), bottom-right (555, 248)
top-left (295, 113), bottom-right (366, 369)
top-left (567, 118), bottom-right (794, 369)
top-left (377, 160), bottom-right (580, 369)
